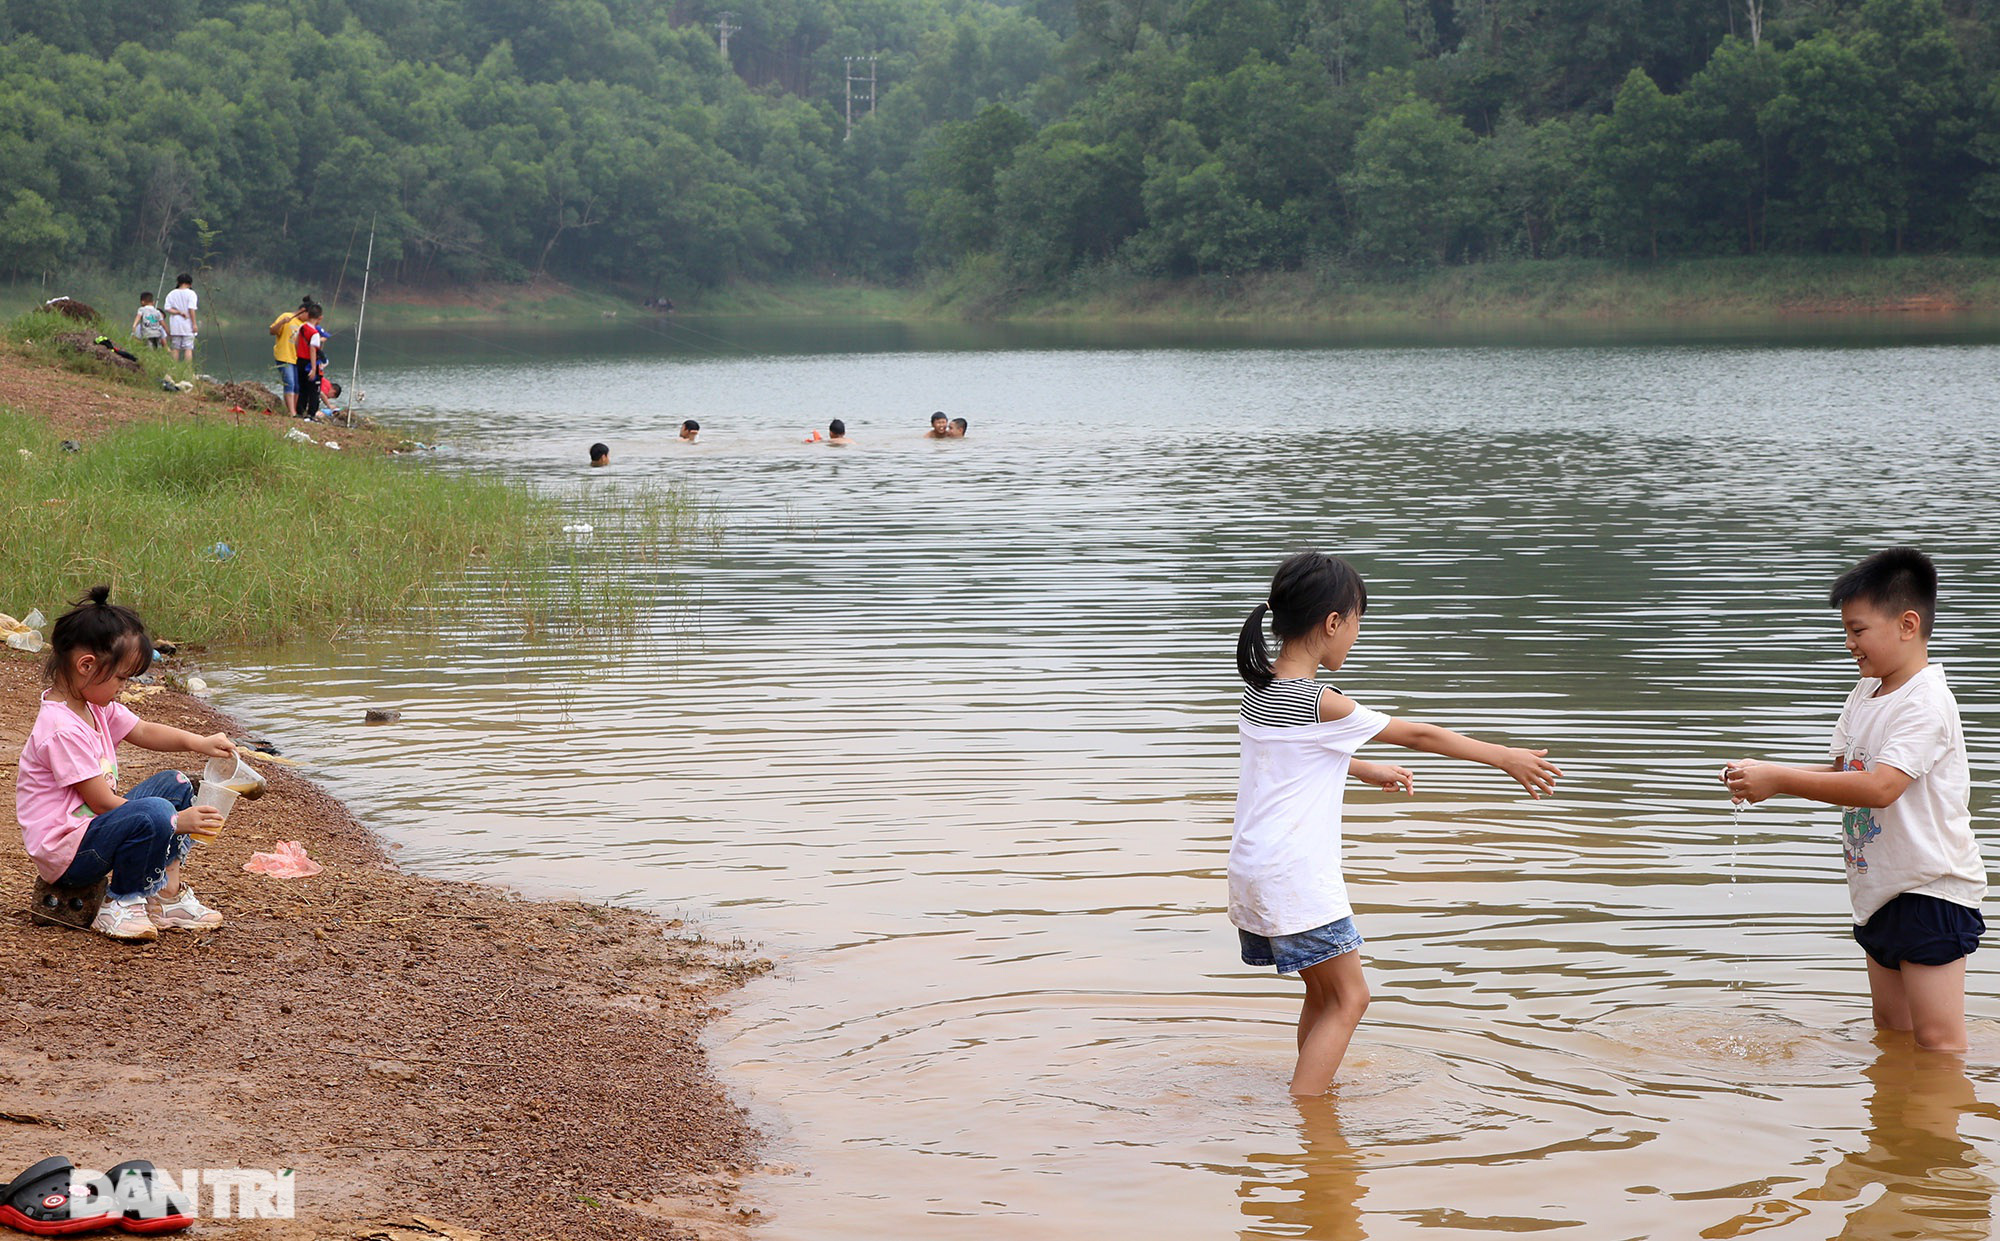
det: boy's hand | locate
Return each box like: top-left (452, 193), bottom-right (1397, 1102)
top-left (1722, 760), bottom-right (1779, 804)
top-left (1499, 748), bottom-right (1562, 798)
top-left (1352, 760), bottom-right (1415, 795)
top-left (175, 805), bottom-right (225, 837)
top-left (195, 733), bottom-right (237, 759)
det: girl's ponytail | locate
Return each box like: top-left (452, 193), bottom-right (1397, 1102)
top-left (1237, 603), bottom-right (1275, 688)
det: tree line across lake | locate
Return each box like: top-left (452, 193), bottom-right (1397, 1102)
top-left (3, 0), bottom-right (1998, 294)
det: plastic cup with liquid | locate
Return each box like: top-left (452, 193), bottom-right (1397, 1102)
top-left (204, 753), bottom-right (267, 800)
top-left (191, 780), bottom-right (238, 826)
top-left (192, 754), bottom-right (265, 826)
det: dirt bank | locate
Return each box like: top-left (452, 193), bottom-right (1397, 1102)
top-left (0, 651), bottom-right (766, 1239)
top-left (0, 344), bottom-right (402, 451)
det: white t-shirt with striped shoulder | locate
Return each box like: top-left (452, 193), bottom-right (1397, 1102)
top-left (1229, 678), bottom-right (1390, 937)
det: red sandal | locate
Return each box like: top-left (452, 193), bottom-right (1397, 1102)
top-left (0, 1157), bottom-right (115, 1236)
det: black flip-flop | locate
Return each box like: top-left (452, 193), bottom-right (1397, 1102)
top-left (101, 1163), bottom-right (192, 1235)
top-left (0, 1156), bottom-right (114, 1236)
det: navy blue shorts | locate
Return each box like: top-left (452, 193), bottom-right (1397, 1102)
top-left (1239, 917), bottom-right (1364, 975)
top-left (1853, 892), bottom-right (1984, 969)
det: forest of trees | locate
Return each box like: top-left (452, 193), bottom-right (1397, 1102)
top-left (3, 0), bottom-right (2000, 292)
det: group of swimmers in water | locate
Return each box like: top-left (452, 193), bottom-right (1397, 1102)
top-left (587, 410), bottom-right (970, 464)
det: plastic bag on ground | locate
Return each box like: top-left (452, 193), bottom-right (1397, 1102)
top-left (244, 841), bottom-right (323, 878)
top-left (1, 611), bottom-right (44, 652)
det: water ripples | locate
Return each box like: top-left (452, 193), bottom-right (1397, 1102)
top-left (226, 332), bottom-right (2000, 1238)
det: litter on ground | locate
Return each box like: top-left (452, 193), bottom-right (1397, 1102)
top-left (244, 841), bottom-right (323, 878)
top-left (1, 610), bottom-right (45, 653)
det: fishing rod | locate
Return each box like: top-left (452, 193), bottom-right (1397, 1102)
top-left (347, 214), bottom-right (375, 411)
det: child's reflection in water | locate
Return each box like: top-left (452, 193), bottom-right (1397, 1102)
top-left (1711, 1033), bottom-right (1995, 1239)
top-left (1238, 1096), bottom-right (1367, 1241)
top-left (1816, 1037), bottom-right (1994, 1240)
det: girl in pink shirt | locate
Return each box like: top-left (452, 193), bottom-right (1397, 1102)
top-left (17, 587), bottom-right (236, 941)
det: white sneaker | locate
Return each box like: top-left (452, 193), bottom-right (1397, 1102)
top-left (91, 894), bottom-right (159, 942)
top-left (148, 885), bottom-right (224, 931)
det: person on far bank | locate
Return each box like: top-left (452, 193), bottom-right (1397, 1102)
top-left (268, 296), bottom-right (313, 417)
top-left (15, 587), bottom-right (235, 942)
top-left (130, 292), bottom-right (166, 350)
top-left (163, 273), bottom-right (198, 363)
top-left (295, 305), bottom-right (327, 421)
top-left (1232, 550), bottom-right (1562, 1096)
top-left (1724, 548), bottom-right (1986, 1053)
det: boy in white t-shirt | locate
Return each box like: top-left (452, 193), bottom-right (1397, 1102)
top-left (162, 273), bottom-right (198, 362)
top-left (1725, 548), bottom-right (1986, 1052)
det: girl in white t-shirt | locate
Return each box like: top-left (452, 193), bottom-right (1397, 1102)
top-left (1232, 550), bottom-right (1564, 1096)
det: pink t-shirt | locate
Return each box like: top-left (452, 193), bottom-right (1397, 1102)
top-left (16, 694), bottom-right (139, 882)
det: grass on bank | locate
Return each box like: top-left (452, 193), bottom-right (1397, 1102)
top-left (5, 308), bottom-right (201, 389)
top-left (679, 278), bottom-right (921, 318)
top-left (923, 254), bottom-right (2000, 323)
top-left (21, 253), bottom-right (2000, 334)
top-left (0, 408), bottom-right (707, 646)
top-left (4, 265), bottom-right (633, 334)
top-left (670, 253), bottom-right (2000, 322)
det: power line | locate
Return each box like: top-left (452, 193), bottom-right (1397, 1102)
top-left (716, 11), bottom-right (740, 58)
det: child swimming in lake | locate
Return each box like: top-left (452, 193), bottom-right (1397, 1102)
top-left (16, 587), bottom-right (235, 941)
top-left (1232, 551), bottom-right (1562, 1095)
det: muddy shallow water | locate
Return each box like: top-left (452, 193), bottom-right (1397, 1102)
top-left (224, 321), bottom-right (2000, 1238)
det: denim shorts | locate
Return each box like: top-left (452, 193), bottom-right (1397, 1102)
top-left (1239, 916), bottom-right (1364, 975)
top-left (276, 362), bottom-right (299, 393)
top-left (1854, 892), bottom-right (1984, 969)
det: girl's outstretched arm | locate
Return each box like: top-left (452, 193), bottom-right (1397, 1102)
top-left (1369, 713), bottom-right (1561, 797)
top-left (125, 720), bottom-right (234, 758)
top-left (1317, 691), bottom-right (1560, 797)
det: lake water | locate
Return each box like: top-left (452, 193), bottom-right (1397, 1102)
top-left (220, 318), bottom-right (2000, 1239)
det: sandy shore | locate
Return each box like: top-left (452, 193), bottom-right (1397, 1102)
top-left (0, 650), bottom-right (765, 1239)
